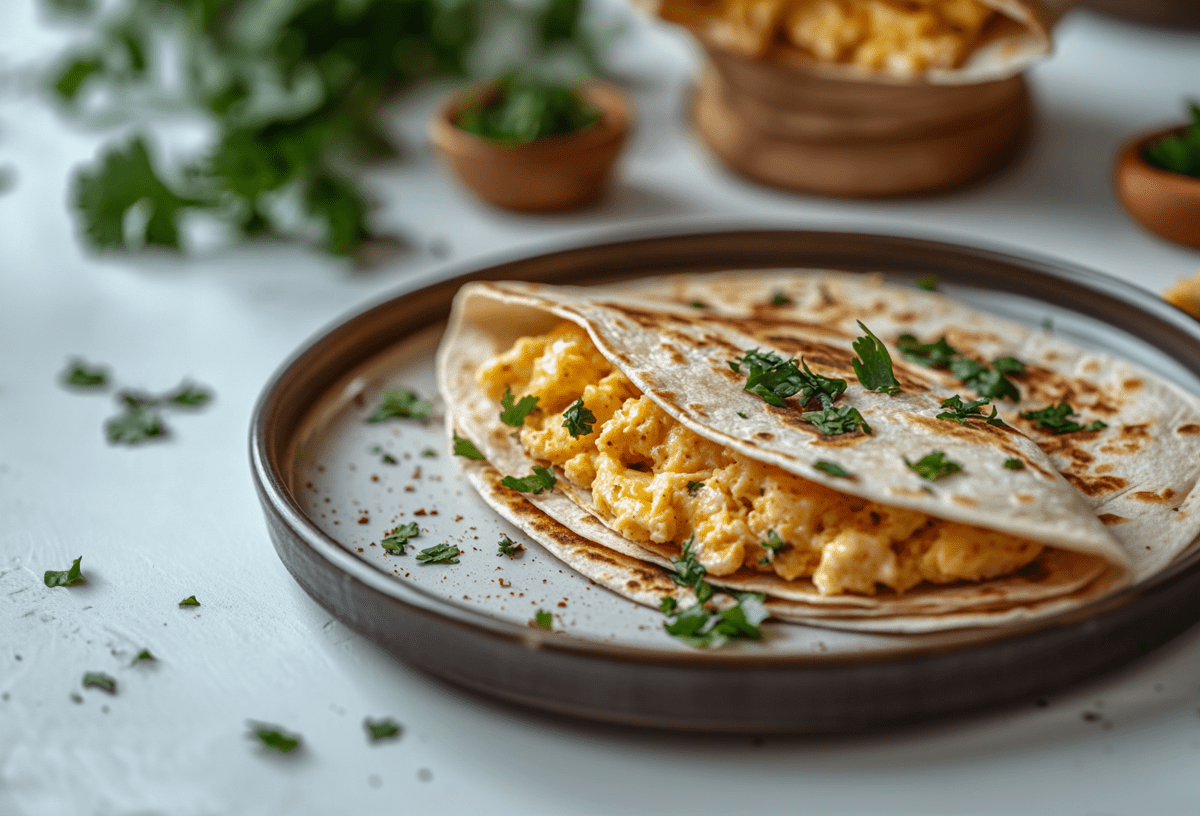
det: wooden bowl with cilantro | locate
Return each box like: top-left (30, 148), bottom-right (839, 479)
top-left (1116, 104), bottom-right (1200, 250)
top-left (429, 74), bottom-right (630, 212)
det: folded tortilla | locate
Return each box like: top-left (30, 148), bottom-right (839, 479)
top-left (436, 272), bottom-right (1200, 633)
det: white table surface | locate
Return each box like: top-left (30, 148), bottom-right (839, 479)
top-left (4, 4), bottom-right (1200, 814)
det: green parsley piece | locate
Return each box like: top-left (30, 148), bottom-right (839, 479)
top-left (452, 433), bottom-right (486, 461)
top-left (896, 334), bottom-right (958, 369)
top-left (992, 356), bottom-right (1026, 375)
top-left (421, 447), bottom-right (437, 458)
top-left (690, 301), bottom-right (708, 309)
top-left (166, 382), bottom-right (212, 408)
top-left (562, 398), bottom-right (596, 437)
top-left (364, 717), bottom-right (403, 742)
top-left (369, 388), bottom-right (433, 422)
top-left (499, 388), bottom-right (539, 427)
top-left (1143, 103), bottom-right (1200, 177)
top-left (1004, 457), bottom-right (1025, 470)
top-left (105, 405), bottom-right (166, 444)
top-left (936, 395), bottom-right (1005, 427)
top-left (949, 357), bottom-right (1020, 402)
top-left (500, 466), bottom-right (557, 495)
top-left (904, 451), bottom-right (963, 481)
top-left (916, 275), bottom-right (939, 292)
top-left (851, 322), bottom-right (900, 395)
top-left (248, 722), bottom-right (301, 753)
top-left (1042, 318), bottom-right (1054, 332)
top-left (179, 595), bottom-right (200, 607)
top-left (737, 411), bottom-right (748, 419)
top-left (416, 543), bottom-right (461, 564)
top-left (1019, 403), bottom-right (1107, 434)
top-left (497, 535), bottom-right (524, 556)
top-left (770, 291), bottom-right (791, 306)
top-left (758, 529), bottom-right (786, 564)
top-left (659, 596), bottom-right (678, 614)
top-left (686, 480), bottom-right (704, 495)
top-left (82, 672), bottom-right (117, 694)
top-left (730, 349), bottom-right (846, 408)
top-left (44, 556), bottom-right (86, 588)
top-left (455, 73), bottom-right (604, 144)
top-left (132, 649), bottom-right (156, 664)
top-left (801, 404), bottom-right (872, 436)
top-left (382, 523), bottom-right (420, 555)
top-left (669, 536), bottom-right (714, 604)
top-left (532, 609), bottom-right (553, 630)
top-left (663, 592), bottom-right (768, 648)
top-left (813, 460), bottom-right (851, 478)
top-left (62, 358), bottom-right (109, 388)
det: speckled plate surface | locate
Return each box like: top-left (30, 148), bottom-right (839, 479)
top-left (250, 229), bottom-right (1200, 732)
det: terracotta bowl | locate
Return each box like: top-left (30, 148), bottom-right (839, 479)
top-left (1115, 125), bottom-right (1200, 251)
top-left (429, 81), bottom-right (631, 212)
top-left (692, 43), bottom-right (1031, 198)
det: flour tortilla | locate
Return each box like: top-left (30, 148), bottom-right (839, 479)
top-left (434, 272), bottom-right (1170, 633)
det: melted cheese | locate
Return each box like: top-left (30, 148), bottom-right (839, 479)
top-left (478, 321), bottom-right (1043, 596)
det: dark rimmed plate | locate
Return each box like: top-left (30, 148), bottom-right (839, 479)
top-left (250, 229), bottom-right (1200, 733)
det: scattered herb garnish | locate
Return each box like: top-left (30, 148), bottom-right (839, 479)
top-left (1144, 103), bottom-right (1200, 177)
top-left (82, 672), bottom-right (117, 694)
top-left (497, 535), bottom-right (524, 556)
top-left (44, 556), bottom-right (86, 588)
top-left (949, 358), bottom-right (1021, 402)
top-left (770, 291), bottom-right (791, 306)
top-left (452, 433), bottom-right (486, 461)
top-left (689, 301), bottom-right (708, 309)
top-left (936, 395), bottom-right (1005, 426)
top-left (131, 649), bottom-right (155, 664)
top-left (992, 357), bottom-right (1026, 375)
top-left (1019, 403), bottom-right (1107, 434)
top-left (420, 448), bottom-right (437, 458)
top-left (662, 592), bottom-right (768, 648)
top-left (802, 404), bottom-right (872, 436)
top-left (105, 405), bottom-right (166, 444)
top-left (456, 73), bottom-right (604, 144)
top-left (1004, 457), bottom-right (1025, 470)
top-left (729, 349), bottom-right (846, 408)
top-left (370, 445), bottom-right (397, 465)
top-left (813, 460), bottom-right (851, 478)
top-left (659, 596), bottom-right (678, 614)
top-left (1042, 318), bottom-right (1054, 332)
top-left (895, 334), bottom-right (1023, 401)
top-left (163, 382), bottom-right (212, 408)
top-left (758, 529), bottom-right (786, 565)
top-left (369, 388), bottom-right (432, 422)
top-left (416, 543), bottom-right (461, 564)
top-left (686, 480), bottom-right (704, 495)
top-left (897, 334), bottom-right (958, 369)
top-left (905, 451), bottom-right (962, 481)
top-left (562, 398), bottom-right (596, 437)
top-left (737, 411), bottom-right (748, 419)
top-left (248, 722), bottom-right (301, 753)
top-left (179, 595), bottom-right (200, 607)
top-left (499, 388), bottom-right (539, 427)
top-left (851, 322), bottom-right (900, 395)
top-left (364, 717), bottom-right (403, 742)
top-left (382, 523), bottom-right (420, 555)
top-left (532, 609), bottom-right (553, 630)
top-left (500, 465), bottom-right (556, 495)
top-left (669, 536), bottom-right (713, 604)
top-left (916, 275), bottom-right (939, 292)
top-left (62, 358), bottom-right (109, 388)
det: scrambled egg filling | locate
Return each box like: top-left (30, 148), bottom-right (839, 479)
top-left (477, 321), bottom-right (1043, 596)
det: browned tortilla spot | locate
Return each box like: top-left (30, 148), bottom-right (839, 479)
top-left (1122, 378), bottom-right (1143, 392)
top-left (1095, 463), bottom-right (1114, 475)
top-left (1098, 513), bottom-right (1130, 526)
top-left (951, 495), bottom-right (978, 507)
top-left (667, 349), bottom-right (687, 365)
top-left (1015, 493), bottom-right (1035, 504)
top-left (1063, 472), bottom-right (1128, 497)
top-left (755, 431), bottom-right (775, 441)
top-left (1131, 488), bottom-right (1177, 504)
top-left (1121, 423), bottom-right (1151, 438)
top-left (625, 580), bottom-right (641, 590)
top-left (1082, 360), bottom-right (1100, 374)
top-left (1178, 424), bottom-right (1200, 435)
top-left (687, 403), bottom-right (710, 418)
top-left (1037, 436), bottom-right (1096, 465)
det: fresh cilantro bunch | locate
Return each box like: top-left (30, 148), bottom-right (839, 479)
top-left (455, 73), bottom-right (604, 144)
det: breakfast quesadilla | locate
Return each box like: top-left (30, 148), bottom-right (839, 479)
top-left (436, 272), bottom-right (1200, 634)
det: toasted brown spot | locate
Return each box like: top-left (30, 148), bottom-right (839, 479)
top-left (1178, 424), bottom-right (1200, 435)
top-left (1063, 473), bottom-right (1128, 497)
top-left (1095, 463), bottom-right (1114, 475)
top-left (625, 580), bottom-right (641, 591)
top-left (686, 403), bottom-right (711, 418)
top-left (1121, 423), bottom-right (1150, 438)
top-left (951, 495), bottom-right (978, 507)
top-left (1015, 493), bottom-right (1035, 504)
top-left (1131, 488), bottom-right (1177, 504)
top-left (1098, 513), bottom-right (1130, 526)
top-left (1121, 378), bottom-right (1143, 392)
top-left (1082, 360), bottom-right (1100, 374)
top-left (667, 349), bottom-right (687, 365)
top-left (755, 431), bottom-right (775, 441)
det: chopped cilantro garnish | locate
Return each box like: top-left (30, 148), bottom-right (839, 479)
top-left (669, 536), bottom-right (714, 604)
top-left (992, 356), bottom-right (1026, 375)
top-left (758, 529), bottom-right (786, 564)
top-left (364, 717), bottom-right (403, 742)
top-left (105, 405), bottom-right (166, 444)
top-left (132, 649), bottom-right (155, 664)
top-left (82, 672), bottom-right (117, 694)
top-left (904, 451), bottom-right (962, 481)
top-left (936, 395), bottom-right (1005, 426)
top-left (730, 349), bottom-right (846, 408)
top-left (44, 556), bottom-right (86, 588)
top-left (533, 609), bottom-right (553, 629)
top-left (663, 592), bottom-right (767, 648)
top-left (499, 388), bottom-right (539, 427)
top-left (770, 291), bottom-right (791, 306)
top-left (248, 722), bottom-right (301, 753)
top-left (690, 301), bottom-right (707, 309)
top-left (369, 388), bottom-right (432, 422)
top-left (1042, 318), bottom-right (1054, 332)
top-left (62, 358), bottom-right (109, 388)
top-left (1004, 457), bottom-right (1025, 470)
top-left (737, 411), bottom-right (748, 419)
top-left (562, 398), bottom-right (596, 437)
top-left (500, 466), bottom-right (556, 495)
top-left (382, 523), bottom-right (419, 555)
top-left (455, 73), bottom-right (604, 143)
top-left (497, 535), bottom-right (524, 556)
top-left (659, 596), bottom-right (678, 614)
top-left (1144, 103), bottom-right (1200, 177)
top-left (813, 460), bottom-right (851, 478)
top-left (1019, 403), bottom-right (1107, 434)
top-left (851, 322), bottom-right (900, 395)
top-left (416, 543), bottom-right (461, 564)
top-left (420, 447), bottom-right (437, 458)
top-left (179, 595), bottom-right (200, 607)
top-left (452, 433), bottom-right (486, 461)
top-left (897, 334), bottom-right (958, 369)
top-left (949, 358), bottom-right (1020, 402)
top-left (686, 480), bottom-right (704, 495)
top-left (916, 275), bottom-right (938, 292)
top-left (801, 404), bottom-right (872, 435)
top-left (165, 382), bottom-right (212, 408)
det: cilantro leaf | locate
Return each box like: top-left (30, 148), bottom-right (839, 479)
top-left (62, 358), bottom-right (109, 388)
top-left (532, 609), bottom-right (553, 630)
top-left (82, 672), bottom-right (117, 694)
top-left (500, 466), bottom-right (556, 495)
top-left (497, 535), bottom-right (524, 556)
top-left (132, 649), bottom-right (155, 664)
top-left (659, 596), bottom-right (678, 614)
top-left (992, 356), bottom-right (1026, 375)
top-left (669, 536), bottom-right (713, 604)
top-left (105, 405), bottom-right (167, 444)
top-left (936, 395), bottom-right (1005, 426)
top-left (770, 291), bottom-right (791, 306)
top-left (851, 322), bottom-right (900, 395)
top-left (499, 388), bottom-right (539, 427)
top-left (949, 358), bottom-right (1020, 402)
top-left (179, 595), bottom-right (200, 607)
top-left (916, 275), bottom-right (938, 292)
top-left (813, 460), bottom-right (851, 478)
top-left (382, 523), bottom-right (419, 555)
top-left (1019, 403), bottom-right (1107, 434)
top-left (421, 447), bottom-right (437, 458)
top-left (730, 349), bottom-right (846, 408)
top-left (44, 556), bottom-right (86, 588)
top-left (452, 433), bottom-right (486, 461)
top-left (416, 543), bottom-right (461, 564)
top-left (248, 722), bottom-right (301, 753)
top-left (758, 529), bottom-right (786, 564)
top-left (364, 717), bottom-right (403, 742)
top-left (369, 388), bottom-right (432, 422)
top-left (663, 593), bottom-right (767, 648)
top-left (689, 301), bottom-right (707, 309)
top-left (562, 398), bottom-right (596, 437)
top-left (1003, 457), bottom-right (1025, 470)
top-left (165, 382), bottom-right (212, 408)
top-left (896, 334), bottom-right (958, 369)
top-left (686, 480), bottom-right (704, 495)
top-left (801, 404), bottom-right (872, 435)
top-left (904, 451), bottom-right (962, 481)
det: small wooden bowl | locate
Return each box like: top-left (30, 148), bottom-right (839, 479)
top-left (429, 81), bottom-right (631, 212)
top-left (1115, 125), bottom-right (1200, 251)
